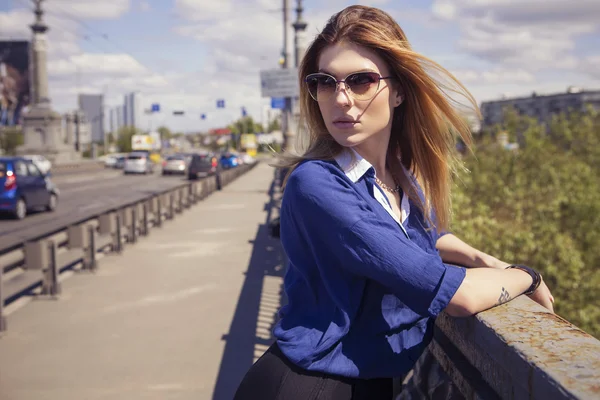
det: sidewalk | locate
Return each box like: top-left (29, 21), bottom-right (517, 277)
top-left (0, 161), bottom-right (287, 400)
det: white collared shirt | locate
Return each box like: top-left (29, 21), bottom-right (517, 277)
top-left (334, 148), bottom-right (411, 231)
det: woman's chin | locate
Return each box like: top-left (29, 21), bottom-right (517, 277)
top-left (330, 132), bottom-right (367, 148)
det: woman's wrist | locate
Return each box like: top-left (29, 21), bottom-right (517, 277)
top-left (505, 264), bottom-right (542, 295)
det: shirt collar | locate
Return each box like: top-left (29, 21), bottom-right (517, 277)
top-left (334, 148), bottom-right (374, 183)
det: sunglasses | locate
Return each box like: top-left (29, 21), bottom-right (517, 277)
top-left (305, 71), bottom-right (394, 102)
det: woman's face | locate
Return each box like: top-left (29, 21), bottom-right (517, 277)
top-left (315, 42), bottom-right (402, 150)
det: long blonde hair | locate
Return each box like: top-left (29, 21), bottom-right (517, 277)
top-left (273, 5), bottom-right (479, 231)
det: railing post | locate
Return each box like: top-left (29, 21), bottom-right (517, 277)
top-left (42, 240), bottom-right (61, 297)
top-left (169, 193), bottom-right (175, 219)
top-left (115, 213), bottom-right (123, 253)
top-left (87, 224), bottom-right (97, 271)
top-left (178, 189), bottom-right (184, 211)
top-left (142, 202), bottom-right (149, 235)
top-left (216, 170), bottom-right (222, 191)
top-left (131, 206), bottom-right (138, 243)
top-left (0, 263), bottom-right (6, 332)
top-left (156, 196), bottom-right (163, 227)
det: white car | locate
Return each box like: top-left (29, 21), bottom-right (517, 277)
top-left (23, 154), bottom-right (52, 175)
top-left (123, 152), bottom-right (154, 174)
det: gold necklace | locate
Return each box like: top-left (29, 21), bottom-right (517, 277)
top-left (375, 176), bottom-right (401, 193)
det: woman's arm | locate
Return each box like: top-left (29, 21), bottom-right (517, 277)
top-left (445, 267), bottom-right (554, 316)
top-left (436, 233), bottom-right (509, 269)
top-left (436, 234), bottom-right (555, 315)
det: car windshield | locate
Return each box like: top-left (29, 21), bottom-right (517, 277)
top-left (128, 154), bottom-right (144, 160)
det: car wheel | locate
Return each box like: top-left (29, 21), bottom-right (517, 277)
top-left (47, 193), bottom-right (58, 212)
top-left (14, 198), bottom-right (27, 220)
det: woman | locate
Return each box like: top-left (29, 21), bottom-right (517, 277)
top-left (235, 5), bottom-right (554, 400)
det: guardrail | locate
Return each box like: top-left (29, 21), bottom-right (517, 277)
top-left (51, 160), bottom-right (106, 175)
top-left (0, 162), bottom-right (258, 332)
top-left (404, 296), bottom-right (600, 399)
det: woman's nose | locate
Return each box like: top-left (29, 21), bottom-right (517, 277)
top-left (333, 83), bottom-right (352, 107)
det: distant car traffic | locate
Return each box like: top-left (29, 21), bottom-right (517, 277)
top-left (0, 157), bottom-right (59, 220)
top-left (187, 153), bottom-right (220, 180)
top-left (123, 152), bottom-right (154, 175)
top-left (162, 154), bottom-right (187, 175)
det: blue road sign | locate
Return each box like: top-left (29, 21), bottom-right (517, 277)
top-left (201, 114), bottom-right (206, 120)
top-left (241, 107), bottom-right (247, 117)
top-left (151, 103), bottom-right (160, 112)
top-left (271, 97), bottom-right (285, 109)
top-left (216, 99), bottom-right (225, 108)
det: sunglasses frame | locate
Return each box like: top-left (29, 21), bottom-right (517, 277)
top-left (305, 71), bottom-right (395, 102)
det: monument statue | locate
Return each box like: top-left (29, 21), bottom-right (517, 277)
top-left (17, 0), bottom-right (79, 164)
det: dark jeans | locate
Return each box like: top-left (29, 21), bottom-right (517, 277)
top-left (234, 342), bottom-right (393, 400)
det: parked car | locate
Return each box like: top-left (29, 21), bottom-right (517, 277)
top-left (162, 154), bottom-right (187, 175)
top-left (123, 152), bottom-right (154, 175)
top-left (187, 153), bottom-right (220, 180)
top-left (0, 157), bottom-right (59, 220)
top-left (220, 152), bottom-right (240, 169)
top-left (22, 154), bottom-right (52, 175)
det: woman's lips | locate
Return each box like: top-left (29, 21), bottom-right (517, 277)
top-left (333, 121), bottom-right (358, 129)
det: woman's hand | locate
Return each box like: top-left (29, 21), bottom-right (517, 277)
top-left (527, 277), bottom-right (555, 313)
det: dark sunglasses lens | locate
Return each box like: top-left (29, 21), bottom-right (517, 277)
top-left (306, 74), bottom-right (336, 100)
top-left (346, 72), bottom-right (380, 99)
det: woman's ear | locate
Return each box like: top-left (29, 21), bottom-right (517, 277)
top-left (395, 92), bottom-right (404, 108)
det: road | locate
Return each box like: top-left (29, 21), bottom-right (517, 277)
top-left (0, 169), bottom-right (192, 249)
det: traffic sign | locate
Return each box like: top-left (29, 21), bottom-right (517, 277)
top-left (216, 99), bottom-right (225, 108)
top-left (271, 97), bottom-right (286, 109)
top-left (260, 68), bottom-right (299, 98)
top-left (201, 114), bottom-right (206, 120)
top-left (151, 103), bottom-right (160, 112)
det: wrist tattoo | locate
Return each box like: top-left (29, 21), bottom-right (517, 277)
top-left (497, 287), bottom-right (511, 305)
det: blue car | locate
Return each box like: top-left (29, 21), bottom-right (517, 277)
top-left (0, 157), bottom-right (59, 220)
top-left (220, 152), bottom-right (240, 169)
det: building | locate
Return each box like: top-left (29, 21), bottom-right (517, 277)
top-left (78, 94), bottom-right (104, 143)
top-left (109, 106), bottom-right (120, 133)
top-left (123, 91), bottom-right (142, 129)
top-left (481, 87), bottom-right (600, 129)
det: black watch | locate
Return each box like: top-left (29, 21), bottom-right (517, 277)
top-left (505, 264), bottom-right (542, 295)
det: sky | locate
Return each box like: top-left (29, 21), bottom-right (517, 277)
top-left (1, 0), bottom-right (599, 133)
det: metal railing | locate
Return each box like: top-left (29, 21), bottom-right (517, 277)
top-left (0, 162), bottom-right (258, 332)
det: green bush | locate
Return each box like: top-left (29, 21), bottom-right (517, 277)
top-left (451, 107), bottom-right (600, 338)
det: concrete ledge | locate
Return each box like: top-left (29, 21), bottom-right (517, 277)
top-left (432, 296), bottom-right (600, 399)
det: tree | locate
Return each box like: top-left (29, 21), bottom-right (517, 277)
top-left (116, 126), bottom-right (142, 153)
top-left (450, 107), bottom-right (600, 338)
top-left (157, 126), bottom-right (172, 140)
top-left (267, 118), bottom-right (281, 133)
top-left (0, 126), bottom-right (24, 155)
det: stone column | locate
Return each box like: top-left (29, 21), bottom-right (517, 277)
top-left (30, 0), bottom-right (50, 106)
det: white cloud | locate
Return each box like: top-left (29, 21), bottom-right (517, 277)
top-left (453, 67), bottom-right (536, 85)
top-left (52, 0), bottom-right (131, 20)
top-left (431, 0), bottom-right (600, 71)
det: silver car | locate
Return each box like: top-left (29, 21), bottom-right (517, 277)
top-left (123, 152), bottom-right (154, 175)
top-left (162, 154), bottom-right (187, 175)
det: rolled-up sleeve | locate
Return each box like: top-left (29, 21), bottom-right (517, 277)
top-left (282, 161), bottom-right (465, 318)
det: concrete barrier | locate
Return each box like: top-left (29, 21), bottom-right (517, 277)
top-left (0, 162), bottom-right (258, 332)
top-left (402, 296), bottom-right (600, 399)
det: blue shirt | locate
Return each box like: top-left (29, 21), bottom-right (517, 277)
top-left (273, 151), bottom-right (466, 379)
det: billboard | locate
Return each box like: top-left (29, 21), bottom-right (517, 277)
top-left (0, 41), bottom-right (30, 127)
